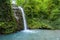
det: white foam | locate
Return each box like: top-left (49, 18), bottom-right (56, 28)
top-left (12, 0), bottom-right (16, 4)
top-left (22, 30), bottom-right (37, 33)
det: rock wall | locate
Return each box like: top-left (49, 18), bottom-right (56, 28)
top-left (12, 4), bottom-right (24, 31)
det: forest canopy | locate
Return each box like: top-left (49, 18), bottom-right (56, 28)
top-left (16, 0), bottom-right (60, 29)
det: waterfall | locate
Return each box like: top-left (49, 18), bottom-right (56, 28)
top-left (18, 7), bottom-right (27, 30)
top-left (12, 0), bottom-right (34, 33)
top-left (18, 7), bottom-right (34, 33)
top-left (12, 0), bottom-right (28, 30)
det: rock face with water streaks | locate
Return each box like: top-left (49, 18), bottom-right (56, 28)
top-left (12, 4), bottom-right (24, 31)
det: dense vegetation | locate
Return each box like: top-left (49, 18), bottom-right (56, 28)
top-left (0, 0), bottom-right (18, 34)
top-left (16, 0), bottom-right (60, 29)
top-left (0, 0), bottom-right (60, 34)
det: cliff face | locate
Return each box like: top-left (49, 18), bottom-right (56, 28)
top-left (12, 4), bottom-right (24, 32)
top-left (0, 0), bottom-right (23, 34)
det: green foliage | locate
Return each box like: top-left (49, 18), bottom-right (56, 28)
top-left (17, 0), bottom-right (60, 29)
top-left (0, 0), bottom-right (18, 34)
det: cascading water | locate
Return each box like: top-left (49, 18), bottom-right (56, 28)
top-left (18, 7), bottom-right (27, 30)
top-left (12, 0), bottom-right (28, 30)
top-left (18, 7), bottom-right (35, 33)
top-left (12, 0), bottom-right (35, 33)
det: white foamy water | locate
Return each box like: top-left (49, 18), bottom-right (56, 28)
top-left (18, 7), bottom-right (27, 30)
top-left (12, 0), bottom-right (16, 4)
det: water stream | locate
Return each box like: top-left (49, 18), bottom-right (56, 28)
top-left (12, 0), bottom-right (33, 33)
top-left (12, 0), bottom-right (27, 30)
top-left (18, 7), bottom-right (27, 30)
